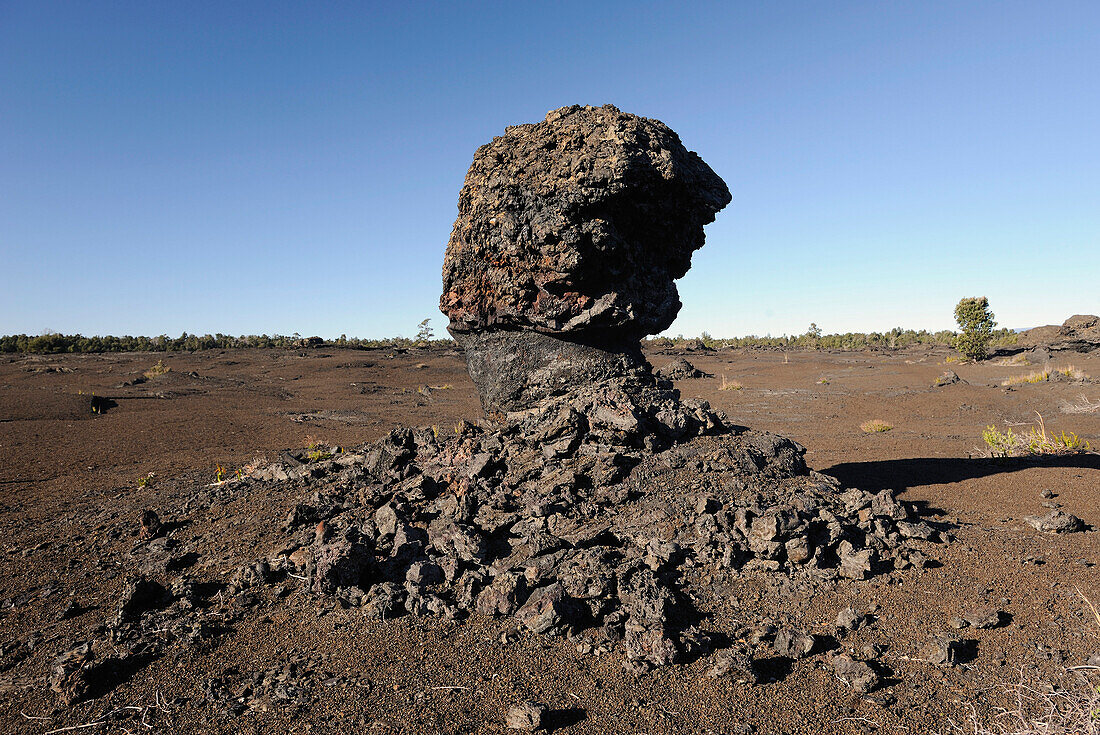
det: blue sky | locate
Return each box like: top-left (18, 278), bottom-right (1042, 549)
top-left (2, 1), bottom-right (1097, 339)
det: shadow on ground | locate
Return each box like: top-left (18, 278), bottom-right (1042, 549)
top-left (823, 454), bottom-right (1100, 493)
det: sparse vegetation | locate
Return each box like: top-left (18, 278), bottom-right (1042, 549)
top-left (1061, 395), bottom-right (1100, 414)
top-left (860, 419), bottom-right (893, 433)
top-left (415, 318), bottom-right (434, 345)
top-left (959, 589), bottom-right (1100, 735)
top-left (137, 472), bottom-right (156, 488)
top-left (960, 671), bottom-right (1100, 735)
top-left (650, 325), bottom-right (1016, 353)
top-left (1002, 365), bottom-right (1088, 386)
top-left (982, 414), bottom-right (1092, 457)
top-left (143, 360), bottom-right (171, 379)
top-left (307, 448), bottom-right (333, 463)
top-left (1002, 370), bottom-right (1052, 386)
top-left (719, 376), bottom-right (743, 391)
top-left (953, 297), bottom-right (997, 361)
top-left (302, 436), bottom-right (335, 463)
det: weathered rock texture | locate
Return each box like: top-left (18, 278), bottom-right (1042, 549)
top-left (656, 357), bottom-right (712, 380)
top-left (1019, 314), bottom-right (1100, 353)
top-left (440, 104), bottom-right (731, 413)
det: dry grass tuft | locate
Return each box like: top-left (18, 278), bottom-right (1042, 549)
top-left (1002, 369), bottom-right (1051, 386)
top-left (1002, 365), bottom-right (1089, 387)
top-left (959, 676), bottom-right (1100, 735)
top-left (143, 360), bottom-right (171, 380)
top-left (860, 419), bottom-right (893, 433)
top-left (719, 376), bottom-right (743, 391)
top-left (957, 589), bottom-right (1100, 735)
top-left (1059, 365), bottom-right (1089, 380)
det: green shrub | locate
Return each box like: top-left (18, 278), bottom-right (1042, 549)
top-left (953, 297), bottom-right (996, 361)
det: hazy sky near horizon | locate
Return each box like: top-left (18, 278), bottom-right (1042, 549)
top-left (2, 1), bottom-right (1097, 339)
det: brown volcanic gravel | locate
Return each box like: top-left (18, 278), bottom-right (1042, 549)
top-left (1, 345), bottom-right (1098, 734)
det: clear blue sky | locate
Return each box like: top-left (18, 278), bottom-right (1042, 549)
top-left (2, 1), bottom-right (1097, 339)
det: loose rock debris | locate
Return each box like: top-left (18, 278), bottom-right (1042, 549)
top-left (48, 395), bottom-right (951, 705)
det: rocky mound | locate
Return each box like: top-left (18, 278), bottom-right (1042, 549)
top-left (656, 357), bottom-right (712, 380)
top-left (259, 415), bottom-right (941, 673)
top-left (1019, 314), bottom-right (1100, 353)
top-left (51, 405), bottom-right (946, 703)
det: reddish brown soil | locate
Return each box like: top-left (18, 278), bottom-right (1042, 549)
top-left (1, 346), bottom-right (1098, 734)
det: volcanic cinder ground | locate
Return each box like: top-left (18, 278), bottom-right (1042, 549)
top-left (1, 344), bottom-right (1098, 734)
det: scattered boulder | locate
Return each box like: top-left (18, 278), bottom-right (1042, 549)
top-left (139, 509), bottom-right (163, 539)
top-left (836, 607), bottom-right (868, 632)
top-left (49, 642), bottom-right (130, 705)
top-left (918, 634), bottom-right (963, 667)
top-left (963, 606), bottom-right (1003, 630)
top-left (506, 701), bottom-right (547, 730)
top-left (830, 653), bottom-right (879, 693)
top-left (114, 575), bottom-right (170, 625)
top-left (675, 338), bottom-right (713, 352)
top-left (313, 536), bottom-right (374, 594)
top-left (933, 370), bottom-right (966, 387)
top-left (773, 629), bottom-right (817, 659)
top-left (656, 357), bottom-right (712, 380)
top-left (1025, 510), bottom-right (1085, 534)
top-left (707, 646), bottom-right (760, 683)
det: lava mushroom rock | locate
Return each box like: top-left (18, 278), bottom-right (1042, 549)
top-left (440, 104), bottom-right (731, 413)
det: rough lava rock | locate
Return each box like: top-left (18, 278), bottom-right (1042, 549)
top-left (656, 357), bottom-right (712, 380)
top-left (1025, 510), bottom-right (1085, 534)
top-left (440, 104), bottom-right (731, 413)
top-left (1019, 314), bottom-right (1100, 353)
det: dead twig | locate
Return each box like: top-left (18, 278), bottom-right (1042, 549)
top-left (44, 723), bottom-right (106, 735)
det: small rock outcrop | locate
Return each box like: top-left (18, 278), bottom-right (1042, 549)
top-left (1019, 314), bottom-right (1100, 353)
top-left (656, 357), bottom-right (712, 380)
top-left (933, 370), bottom-right (966, 388)
top-left (440, 104), bottom-right (731, 414)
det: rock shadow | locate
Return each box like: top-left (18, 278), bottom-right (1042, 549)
top-left (544, 707), bottom-right (587, 731)
top-left (823, 454), bottom-right (1100, 494)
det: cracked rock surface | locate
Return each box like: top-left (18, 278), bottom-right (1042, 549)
top-left (440, 104), bottom-right (731, 413)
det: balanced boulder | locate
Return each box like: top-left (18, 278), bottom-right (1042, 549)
top-left (440, 104), bottom-right (731, 413)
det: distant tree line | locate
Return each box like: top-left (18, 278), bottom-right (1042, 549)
top-left (0, 332), bottom-right (455, 354)
top-left (647, 325), bottom-right (1018, 351)
top-left (2, 325), bottom-right (1017, 355)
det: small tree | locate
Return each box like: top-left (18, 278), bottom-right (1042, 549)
top-left (953, 297), bottom-right (996, 361)
top-left (415, 318), bottom-right (434, 344)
